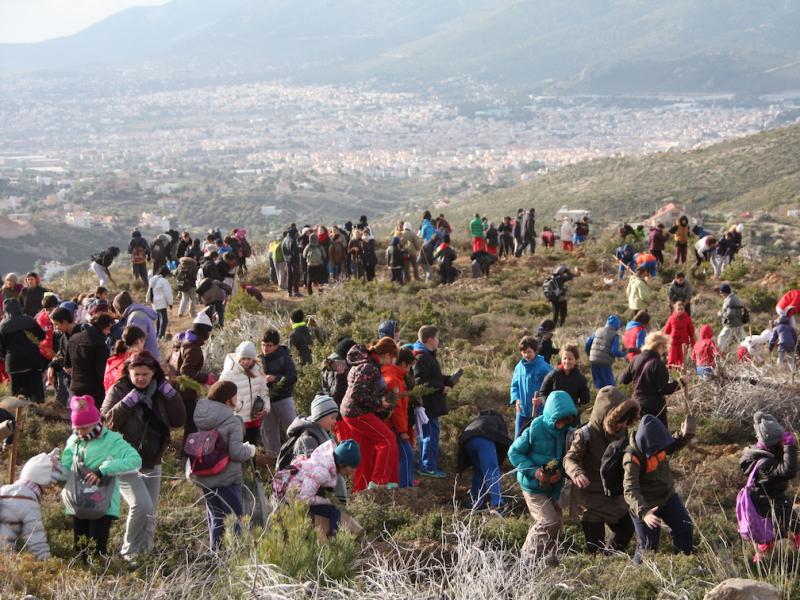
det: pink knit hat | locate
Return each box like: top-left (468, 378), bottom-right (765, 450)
top-left (70, 395), bottom-right (101, 428)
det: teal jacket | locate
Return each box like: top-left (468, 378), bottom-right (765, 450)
top-left (469, 218), bottom-right (485, 239)
top-left (509, 355), bottom-right (553, 417)
top-left (508, 390), bottom-right (577, 498)
top-left (61, 427), bottom-right (142, 518)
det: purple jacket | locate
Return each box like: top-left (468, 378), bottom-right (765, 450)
top-left (123, 303), bottom-right (160, 359)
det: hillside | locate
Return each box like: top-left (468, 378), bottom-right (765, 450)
top-left (3, 0), bottom-right (800, 94)
top-left (434, 123), bottom-right (800, 226)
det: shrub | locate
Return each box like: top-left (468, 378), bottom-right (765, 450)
top-left (722, 260), bottom-right (749, 281)
top-left (742, 287), bottom-right (778, 313)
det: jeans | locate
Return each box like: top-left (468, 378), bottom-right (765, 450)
top-left (551, 300), bottom-right (567, 326)
top-left (178, 288), bottom-right (197, 317)
top-left (464, 436), bottom-right (502, 509)
top-left (397, 435), bottom-right (415, 488)
top-left (119, 466), bottom-right (162, 556)
top-left (581, 515), bottom-right (635, 554)
top-left (590, 364), bottom-right (616, 389)
top-left (420, 416), bottom-right (441, 472)
top-left (209, 301), bottom-right (225, 328)
top-left (202, 484), bottom-right (243, 549)
top-left (309, 504), bottom-right (341, 536)
top-left (261, 397), bottom-right (297, 456)
top-left (156, 308), bottom-right (168, 338)
top-left (631, 492), bottom-right (693, 563)
top-left (286, 261), bottom-right (301, 295)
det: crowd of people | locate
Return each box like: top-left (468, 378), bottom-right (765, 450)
top-left (0, 209), bottom-right (797, 572)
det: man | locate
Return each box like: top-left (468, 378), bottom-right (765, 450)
top-left (282, 225), bottom-right (302, 297)
top-left (128, 230), bottom-right (150, 284)
top-left (718, 283), bottom-right (747, 353)
top-left (667, 272), bottom-right (694, 316)
top-left (48, 306), bottom-right (84, 405)
top-left (66, 313), bottom-right (113, 408)
top-left (113, 291), bottom-right (160, 359)
top-left (0, 299), bottom-right (45, 403)
top-left (19, 272), bottom-right (47, 318)
top-left (648, 224), bottom-right (669, 265)
top-left (89, 247), bottom-right (119, 287)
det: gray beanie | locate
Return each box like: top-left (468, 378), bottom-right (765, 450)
top-left (310, 394), bottom-right (338, 422)
top-left (754, 411), bottom-right (784, 447)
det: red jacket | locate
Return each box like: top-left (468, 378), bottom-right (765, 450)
top-left (104, 351), bottom-right (131, 391)
top-left (692, 325), bottom-right (720, 367)
top-left (663, 311), bottom-right (696, 346)
top-left (35, 309), bottom-right (55, 360)
top-left (777, 290), bottom-right (800, 316)
top-left (381, 363), bottom-right (412, 440)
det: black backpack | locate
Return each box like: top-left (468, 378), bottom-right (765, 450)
top-left (600, 438), bottom-right (636, 497)
top-left (275, 423), bottom-right (329, 471)
top-left (151, 239), bottom-right (168, 262)
top-left (91, 251), bottom-right (113, 267)
top-left (176, 262), bottom-right (198, 291)
top-left (241, 239), bottom-right (252, 258)
top-left (740, 306), bottom-right (750, 324)
top-left (542, 275), bottom-right (562, 300)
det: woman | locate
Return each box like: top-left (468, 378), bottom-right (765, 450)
top-left (66, 312), bottom-right (114, 408)
top-left (302, 233), bottom-right (327, 295)
top-left (538, 344), bottom-right (590, 409)
top-left (103, 326), bottom-right (146, 391)
top-left (341, 342), bottom-right (399, 491)
top-left (619, 332), bottom-right (683, 428)
top-left (62, 395), bottom-right (142, 557)
top-left (101, 351), bottom-right (185, 558)
top-left (220, 341), bottom-right (270, 445)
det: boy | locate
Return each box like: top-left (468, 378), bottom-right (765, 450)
top-left (627, 267), bottom-right (652, 318)
top-left (457, 409), bottom-right (512, 512)
top-left (536, 319), bottom-right (559, 365)
top-left (510, 336), bottom-right (554, 437)
top-left (667, 272), bottom-right (694, 316)
top-left (585, 315), bottom-right (626, 389)
top-left (413, 325), bottom-right (459, 478)
top-left (288, 308), bottom-right (313, 366)
top-left (768, 316), bottom-right (798, 373)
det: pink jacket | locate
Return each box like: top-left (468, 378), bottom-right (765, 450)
top-left (287, 440), bottom-right (338, 505)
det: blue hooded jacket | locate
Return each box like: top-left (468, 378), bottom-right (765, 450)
top-left (507, 390), bottom-right (578, 497)
top-left (634, 414), bottom-right (675, 458)
top-left (419, 219), bottom-right (436, 242)
top-left (510, 354), bottom-right (553, 417)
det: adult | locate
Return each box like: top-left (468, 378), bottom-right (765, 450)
top-left (718, 283), bottom-right (747, 353)
top-left (260, 329), bottom-right (298, 459)
top-left (220, 341), bottom-right (270, 445)
top-left (498, 216), bottom-right (514, 259)
top-left (128, 230), bottom-right (150, 285)
top-left (90, 247), bottom-right (120, 287)
top-left (419, 211), bottom-right (436, 242)
top-left (626, 267), bottom-right (653, 318)
top-left (386, 237), bottom-right (405, 284)
top-left (0, 298), bottom-right (46, 403)
top-left (400, 223), bottom-right (421, 281)
top-left (20, 272), bottom-right (47, 318)
top-left (539, 344), bottom-right (590, 408)
top-left (283, 226), bottom-right (302, 297)
top-left (101, 351), bottom-right (185, 559)
top-left (113, 291), bottom-right (160, 359)
top-left (667, 272), bottom-right (694, 316)
top-left (693, 234), bottom-right (717, 267)
top-left (48, 306), bottom-right (84, 405)
top-left (66, 313), bottom-right (113, 408)
top-left (175, 256), bottom-right (199, 318)
top-left (469, 213), bottom-right (487, 254)
top-left (516, 208), bottom-right (536, 256)
top-left (669, 216), bottom-right (691, 264)
top-left (564, 386), bottom-right (639, 554)
top-left (547, 264), bottom-right (574, 327)
top-left (434, 235), bottom-right (458, 285)
top-left (147, 266), bottom-right (173, 339)
top-left (149, 234), bottom-right (171, 277)
top-left (647, 224), bottom-right (668, 265)
top-left (512, 209), bottom-right (524, 255)
top-left (303, 233), bottom-right (327, 295)
top-left (175, 231), bottom-right (192, 261)
top-left (619, 332), bottom-right (682, 428)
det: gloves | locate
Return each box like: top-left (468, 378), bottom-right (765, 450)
top-left (121, 389), bottom-right (143, 408)
top-left (206, 373), bottom-right (219, 385)
top-left (157, 380), bottom-right (177, 399)
top-left (242, 442), bottom-right (256, 459)
top-left (534, 468), bottom-right (562, 484)
top-left (782, 432), bottom-right (795, 446)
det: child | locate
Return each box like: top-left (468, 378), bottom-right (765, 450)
top-left (623, 414), bottom-right (696, 564)
top-left (289, 308), bottom-right (313, 366)
top-left (0, 449), bottom-right (63, 560)
top-left (220, 341), bottom-right (270, 445)
top-left (560, 218), bottom-right (574, 252)
top-left (615, 244), bottom-right (635, 280)
top-left (61, 395), bottom-right (142, 557)
top-left (275, 440), bottom-right (360, 538)
top-left (539, 344), bottom-right (591, 408)
top-left (739, 412), bottom-right (800, 563)
top-left (536, 319), bottom-right (559, 365)
top-left (662, 301), bottom-right (696, 368)
top-left (103, 326), bottom-right (146, 391)
top-left (623, 310), bottom-right (650, 362)
top-left (627, 267), bottom-right (653, 317)
top-left (540, 227), bottom-right (555, 250)
top-left (564, 387), bottom-right (639, 554)
top-left (634, 252), bottom-right (658, 278)
top-left (510, 336), bottom-right (554, 437)
top-left (380, 344), bottom-right (416, 488)
top-left (691, 325), bottom-right (720, 380)
top-left (508, 390), bottom-right (578, 565)
top-left (413, 325), bottom-right (459, 477)
top-left (457, 410), bottom-right (512, 512)
top-left (189, 381), bottom-right (256, 548)
top-left (585, 315), bottom-right (626, 389)
top-left (768, 316), bottom-right (798, 372)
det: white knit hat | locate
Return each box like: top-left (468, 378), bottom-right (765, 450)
top-left (20, 449), bottom-right (62, 486)
top-left (235, 341), bottom-right (257, 360)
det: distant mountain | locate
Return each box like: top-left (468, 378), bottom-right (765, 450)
top-left (2, 0), bottom-right (800, 94)
top-left (437, 123), bottom-right (800, 226)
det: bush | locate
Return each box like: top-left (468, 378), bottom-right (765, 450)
top-left (742, 287), bottom-right (778, 313)
top-left (722, 260), bottom-right (749, 281)
top-left (226, 291), bottom-right (266, 319)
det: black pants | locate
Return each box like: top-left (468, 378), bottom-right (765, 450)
top-left (156, 308), bottom-right (168, 338)
top-left (365, 264), bottom-right (376, 282)
top-left (652, 249), bottom-right (664, 265)
top-left (391, 268), bottom-right (404, 284)
top-left (582, 515), bottom-right (635, 554)
top-left (10, 369), bottom-right (44, 403)
top-left (74, 515), bottom-right (114, 557)
top-left (286, 261), bottom-right (301, 295)
top-left (132, 263), bottom-right (148, 284)
top-left (551, 300), bottom-right (567, 327)
top-left (244, 426), bottom-right (260, 445)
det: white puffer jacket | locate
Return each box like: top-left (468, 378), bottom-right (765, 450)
top-left (147, 275), bottom-right (174, 310)
top-left (220, 353), bottom-right (270, 425)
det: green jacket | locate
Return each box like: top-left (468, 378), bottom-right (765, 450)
top-left (61, 427), bottom-right (142, 518)
top-left (626, 275), bottom-right (652, 311)
top-left (469, 218), bottom-right (485, 239)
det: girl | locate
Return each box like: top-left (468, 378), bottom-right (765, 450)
top-left (560, 218), bottom-right (574, 252)
top-left (691, 324), bottom-right (720, 379)
top-left (662, 301), bottom-right (696, 368)
top-left (62, 395), bottom-right (142, 557)
top-left (539, 344), bottom-right (591, 409)
top-left (378, 340), bottom-right (415, 488)
top-left (220, 341), bottom-right (270, 445)
top-left (101, 351), bottom-right (185, 558)
top-left (103, 326), bottom-right (146, 391)
top-left (147, 265), bottom-right (173, 339)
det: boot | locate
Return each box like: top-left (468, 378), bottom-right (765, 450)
top-left (753, 542), bottom-right (774, 564)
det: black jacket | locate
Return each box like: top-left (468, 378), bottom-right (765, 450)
top-left (619, 349), bottom-right (679, 417)
top-left (413, 345), bottom-right (452, 418)
top-left (176, 238), bottom-right (192, 260)
top-left (20, 285), bottom-right (47, 317)
top-left (282, 235), bottom-right (301, 265)
top-left (522, 211), bottom-right (536, 240)
top-left (289, 325), bottom-right (313, 366)
top-left (457, 410), bottom-right (512, 473)
top-left (539, 366), bottom-right (590, 406)
top-left (261, 345), bottom-right (298, 402)
top-left (0, 306), bottom-right (45, 373)
top-left (66, 324), bottom-right (110, 405)
top-left (741, 443), bottom-right (798, 528)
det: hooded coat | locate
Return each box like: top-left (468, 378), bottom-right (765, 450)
top-left (619, 349), bottom-right (679, 420)
top-left (169, 330), bottom-right (209, 403)
top-left (507, 390), bottom-right (578, 498)
top-left (768, 317), bottom-right (798, 353)
top-left (626, 274), bottom-right (652, 311)
top-left (340, 345), bottom-right (385, 418)
top-left (740, 441), bottom-right (798, 531)
top-left (0, 299), bottom-right (45, 373)
top-left (20, 281), bottom-right (47, 318)
top-left (564, 388), bottom-right (639, 522)
top-left (120, 299), bottom-right (160, 359)
top-left (691, 325), bottom-right (720, 368)
top-left (261, 345), bottom-right (297, 402)
top-left (667, 280), bottom-right (694, 305)
top-left (220, 353), bottom-right (269, 427)
top-left (509, 354), bottom-right (553, 417)
top-left (281, 440), bottom-right (339, 505)
top-left (190, 399), bottom-right (252, 488)
top-left (663, 310), bottom-right (696, 346)
top-left (457, 410), bottom-right (512, 474)
top-left (721, 292), bottom-right (746, 328)
top-left (286, 417), bottom-right (332, 460)
top-left (65, 323), bottom-right (109, 403)
top-left (413, 341), bottom-right (452, 418)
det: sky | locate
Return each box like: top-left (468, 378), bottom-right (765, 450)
top-left (0, 0), bottom-right (170, 43)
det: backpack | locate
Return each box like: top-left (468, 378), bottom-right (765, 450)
top-left (151, 239), bottom-right (168, 262)
top-left (600, 437), bottom-right (633, 497)
top-left (565, 424), bottom-right (590, 456)
top-left (241, 239), bottom-right (252, 258)
top-left (176, 262), bottom-right (198, 292)
top-left (91, 251), bottom-right (112, 267)
top-left (183, 430), bottom-right (230, 476)
top-left (736, 459), bottom-right (774, 544)
top-left (741, 306), bottom-right (750, 325)
top-left (271, 453), bottom-right (312, 498)
top-left (542, 275), bottom-right (563, 301)
top-left (276, 424), bottom-right (330, 471)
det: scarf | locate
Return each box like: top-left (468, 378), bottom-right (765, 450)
top-left (291, 321), bottom-right (307, 330)
top-left (77, 423), bottom-right (103, 441)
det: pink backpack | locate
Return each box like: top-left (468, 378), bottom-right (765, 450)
top-left (736, 459), bottom-right (774, 544)
top-left (184, 430), bottom-right (230, 476)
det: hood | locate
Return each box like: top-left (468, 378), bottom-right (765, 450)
top-left (113, 291), bottom-right (133, 313)
top-left (699, 325), bottom-right (714, 340)
top-left (335, 337), bottom-right (356, 359)
top-left (625, 320), bottom-right (644, 331)
top-left (286, 416), bottom-right (321, 438)
top-left (346, 343), bottom-right (370, 366)
top-left (588, 386), bottom-right (626, 431)
top-left (20, 449), bottom-right (62, 486)
top-left (193, 398), bottom-right (236, 430)
top-left (179, 257), bottom-right (197, 266)
top-left (3, 298), bottom-right (21, 317)
top-left (777, 316), bottom-right (793, 327)
top-left (124, 303), bottom-right (158, 320)
top-left (542, 390), bottom-right (578, 431)
top-left (606, 315), bottom-right (621, 330)
top-left (634, 415), bottom-right (674, 458)
top-left (740, 446), bottom-right (778, 475)
top-left (412, 340), bottom-right (431, 354)
top-left (520, 354), bottom-right (547, 371)
top-left (378, 320), bottom-right (398, 339)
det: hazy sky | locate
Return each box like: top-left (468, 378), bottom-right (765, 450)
top-left (0, 0), bottom-right (170, 43)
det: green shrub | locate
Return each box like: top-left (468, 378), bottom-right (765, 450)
top-left (347, 495), bottom-right (413, 537)
top-left (227, 291), bottom-right (266, 319)
top-left (722, 260), bottom-right (749, 281)
top-left (742, 288), bottom-right (778, 313)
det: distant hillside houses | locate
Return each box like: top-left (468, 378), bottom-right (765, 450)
top-left (554, 206), bottom-right (591, 222)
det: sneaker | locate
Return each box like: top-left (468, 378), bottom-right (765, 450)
top-left (432, 469), bottom-right (448, 478)
top-left (367, 481), bottom-right (381, 490)
top-left (386, 482), bottom-right (399, 490)
top-left (417, 469), bottom-right (439, 478)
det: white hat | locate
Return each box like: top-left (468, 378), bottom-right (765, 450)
top-left (235, 341), bottom-right (257, 360)
top-left (193, 310), bottom-right (213, 329)
top-left (736, 224), bottom-right (744, 233)
top-left (403, 222), bottom-right (412, 231)
top-left (20, 449), bottom-right (62, 486)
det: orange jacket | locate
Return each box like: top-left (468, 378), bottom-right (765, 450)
top-left (381, 363), bottom-right (411, 438)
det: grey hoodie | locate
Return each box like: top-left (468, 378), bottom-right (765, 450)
top-left (123, 303), bottom-right (160, 358)
top-left (190, 399), bottom-right (251, 488)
